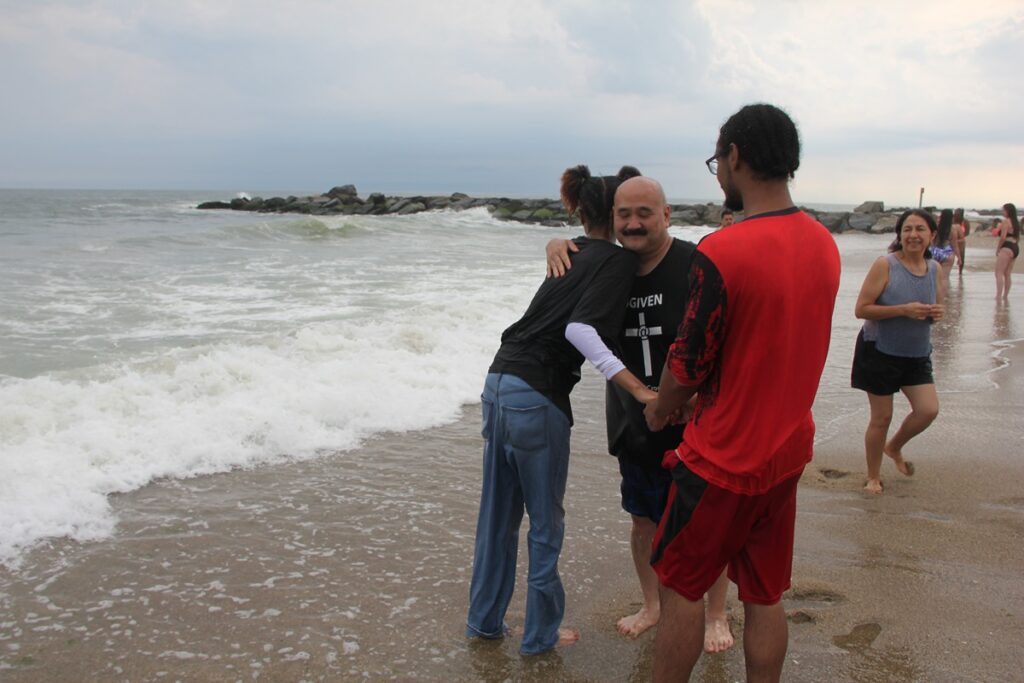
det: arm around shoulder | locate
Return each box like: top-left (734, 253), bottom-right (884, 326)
top-left (545, 238), bottom-right (577, 278)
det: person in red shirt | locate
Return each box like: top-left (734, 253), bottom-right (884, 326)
top-left (644, 104), bottom-right (841, 682)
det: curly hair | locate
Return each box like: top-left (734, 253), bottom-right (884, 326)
top-left (716, 104), bottom-right (800, 180)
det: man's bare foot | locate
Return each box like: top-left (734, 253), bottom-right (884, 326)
top-left (864, 479), bottom-right (883, 495)
top-left (616, 606), bottom-right (659, 639)
top-left (704, 614), bottom-right (734, 653)
top-left (556, 628), bottom-right (580, 648)
top-left (883, 445), bottom-right (915, 476)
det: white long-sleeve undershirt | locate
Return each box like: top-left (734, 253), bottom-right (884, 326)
top-left (565, 322), bottom-right (625, 381)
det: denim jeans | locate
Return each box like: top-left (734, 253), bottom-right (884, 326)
top-left (466, 373), bottom-right (571, 655)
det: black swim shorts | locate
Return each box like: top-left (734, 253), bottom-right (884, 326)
top-left (851, 329), bottom-right (933, 396)
top-left (618, 457), bottom-right (672, 523)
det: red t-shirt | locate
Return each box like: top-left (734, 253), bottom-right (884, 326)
top-left (666, 207), bottom-right (840, 494)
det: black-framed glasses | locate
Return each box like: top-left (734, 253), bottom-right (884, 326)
top-left (705, 154), bottom-right (719, 175)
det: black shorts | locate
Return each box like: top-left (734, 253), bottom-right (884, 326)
top-left (618, 457), bottom-right (672, 523)
top-left (851, 330), bottom-right (933, 396)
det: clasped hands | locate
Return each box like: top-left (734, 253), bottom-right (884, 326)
top-left (643, 395), bottom-right (691, 432)
top-left (903, 302), bottom-right (944, 322)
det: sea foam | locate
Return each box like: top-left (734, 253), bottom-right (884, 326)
top-left (0, 207), bottom-right (550, 566)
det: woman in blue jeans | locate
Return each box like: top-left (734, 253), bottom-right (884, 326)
top-left (466, 165), bottom-right (656, 654)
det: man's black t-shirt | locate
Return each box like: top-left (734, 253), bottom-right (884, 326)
top-left (606, 237), bottom-right (695, 467)
top-left (490, 236), bottom-right (636, 424)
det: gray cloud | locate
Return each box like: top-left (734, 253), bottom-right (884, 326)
top-left (0, 0), bottom-right (1021, 206)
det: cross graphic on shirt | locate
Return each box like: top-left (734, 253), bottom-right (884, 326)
top-left (624, 312), bottom-right (662, 377)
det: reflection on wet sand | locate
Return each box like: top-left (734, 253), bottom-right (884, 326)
top-left (832, 622), bottom-right (922, 683)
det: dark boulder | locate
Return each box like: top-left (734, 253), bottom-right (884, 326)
top-left (870, 214), bottom-right (899, 233)
top-left (326, 185), bottom-right (358, 200)
top-left (816, 212), bottom-right (849, 232)
top-left (854, 201), bottom-right (885, 213)
top-left (397, 202), bottom-right (426, 215)
top-left (847, 213), bottom-right (877, 231)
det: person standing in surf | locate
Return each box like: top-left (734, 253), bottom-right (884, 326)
top-left (643, 103), bottom-right (840, 682)
top-left (852, 209), bottom-right (944, 495)
top-left (546, 177), bottom-right (734, 652)
top-left (466, 164), bottom-right (655, 655)
top-left (995, 202), bottom-right (1020, 300)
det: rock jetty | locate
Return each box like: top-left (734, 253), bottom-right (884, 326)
top-left (196, 187), bottom-right (1001, 234)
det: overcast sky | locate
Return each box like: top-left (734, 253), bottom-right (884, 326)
top-left (1, 0), bottom-right (1021, 207)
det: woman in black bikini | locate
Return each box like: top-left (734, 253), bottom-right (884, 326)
top-left (995, 202), bottom-right (1019, 300)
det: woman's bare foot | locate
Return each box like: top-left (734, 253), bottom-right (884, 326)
top-left (616, 606), bottom-right (660, 639)
top-left (883, 445), bottom-right (915, 476)
top-left (510, 626), bottom-right (580, 650)
top-left (556, 628), bottom-right (580, 648)
top-left (864, 479), bottom-right (883, 495)
top-left (704, 614), bottom-right (734, 653)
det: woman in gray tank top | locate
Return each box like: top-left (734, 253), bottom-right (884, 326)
top-left (851, 210), bottom-right (946, 495)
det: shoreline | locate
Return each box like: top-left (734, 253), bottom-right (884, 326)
top-left (196, 185), bottom-right (1012, 234)
top-left (2, 340), bottom-right (1022, 681)
top-left (2, 238), bottom-right (1023, 681)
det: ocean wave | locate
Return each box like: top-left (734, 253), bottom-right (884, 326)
top-left (217, 217), bottom-right (374, 242)
top-left (0, 258), bottom-right (537, 567)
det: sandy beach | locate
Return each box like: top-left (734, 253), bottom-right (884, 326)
top-left (2, 240), bottom-right (1022, 682)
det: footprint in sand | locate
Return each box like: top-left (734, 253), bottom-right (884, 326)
top-left (786, 610), bottom-right (816, 624)
top-left (785, 586), bottom-right (846, 624)
top-left (787, 587), bottom-right (845, 604)
top-left (818, 468), bottom-right (850, 480)
top-left (832, 622), bottom-right (882, 652)
top-left (832, 622), bottom-right (923, 679)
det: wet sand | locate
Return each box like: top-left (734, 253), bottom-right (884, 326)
top-left (2, 246), bottom-right (1023, 681)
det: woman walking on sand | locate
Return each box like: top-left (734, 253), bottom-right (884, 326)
top-left (995, 202), bottom-right (1019, 300)
top-left (852, 210), bottom-right (944, 494)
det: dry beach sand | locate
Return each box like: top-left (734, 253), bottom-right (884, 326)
top-left (1, 237), bottom-right (1022, 682)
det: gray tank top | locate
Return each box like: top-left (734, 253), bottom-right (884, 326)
top-left (862, 253), bottom-right (937, 357)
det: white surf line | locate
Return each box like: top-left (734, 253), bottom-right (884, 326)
top-left (982, 335), bottom-right (1023, 386)
top-left (936, 335), bottom-right (1024, 395)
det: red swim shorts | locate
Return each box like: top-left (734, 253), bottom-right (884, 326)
top-left (650, 459), bottom-right (802, 605)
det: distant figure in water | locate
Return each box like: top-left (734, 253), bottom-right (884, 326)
top-left (719, 209), bottom-right (734, 228)
top-left (953, 208), bottom-right (968, 275)
top-left (995, 202), bottom-right (1020, 300)
top-left (465, 164), bottom-right (655, 655)
top-left (852, 209), bottom-right (944, 495)
top-left (932, 209), bottom-right (957, 281)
